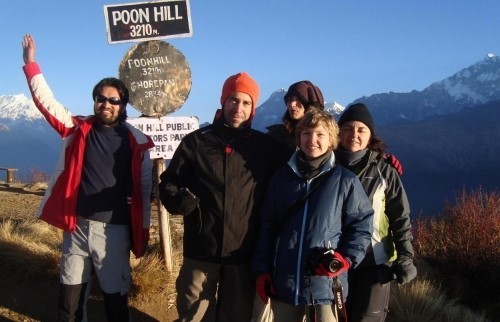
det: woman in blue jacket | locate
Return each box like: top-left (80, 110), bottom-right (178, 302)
top-left (253, 108), bottom-right (374, 322)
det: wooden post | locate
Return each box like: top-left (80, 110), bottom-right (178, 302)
top-left (0, 168), bottom-right (17, 183)
top-left (6, 169), bottom-right (16, 183)
top-left (154, 158), bottom-right (173, 271)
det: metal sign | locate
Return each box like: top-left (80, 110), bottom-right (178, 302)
top-left (104, 0), bottom-right (192, 44)
top-left (119, 40), bottom-right (192, 117)
top-left (127, 116), bottom-right (199, 159)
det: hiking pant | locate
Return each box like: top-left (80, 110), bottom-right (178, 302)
top-left (346, 265), bottom-right (391, 322)
top-left (58, 217), bottom-right (132, 322)
top-left (176, 257), bottom-right (255, 322)
top-left (251, 295), bottom-right (273, 322)
top-left (271, 300), bottom-right (338, 322)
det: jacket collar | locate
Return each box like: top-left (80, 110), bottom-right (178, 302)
top-left (288, 150), bottom-right (336, 180)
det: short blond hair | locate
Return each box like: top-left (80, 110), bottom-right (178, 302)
top-left (295, 107), bottom-right (339, 150)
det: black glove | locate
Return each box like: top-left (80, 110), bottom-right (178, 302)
top-left (160, 187), bottom-right (199, 216)
top-left (377, 263), bottom-right (395, 284)
top-left (393, 257), bottom-right (417, 285)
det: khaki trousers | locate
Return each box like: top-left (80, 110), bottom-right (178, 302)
top-left (271, 299), bottom-right (338, 322)
top-left (176, 257), bottom-right (255, 322)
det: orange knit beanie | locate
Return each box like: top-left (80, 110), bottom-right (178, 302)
top-left (220, 72), bottom-right (260, 121)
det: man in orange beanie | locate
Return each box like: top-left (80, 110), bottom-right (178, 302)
top-left (159, 72), bottom-right (287, 321)
top-left (219, 72), bottom-right (260, 127)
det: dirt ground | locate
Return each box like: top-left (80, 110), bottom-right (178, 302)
top-left (0, 182), bottom-right (181, 322)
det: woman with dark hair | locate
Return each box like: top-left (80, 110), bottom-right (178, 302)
top-left (266, 80), bottom-right (324, 156)
top-left (336, 103), bottom-right (417, 322)
top-left (266, 82), bottom-right (403, 175)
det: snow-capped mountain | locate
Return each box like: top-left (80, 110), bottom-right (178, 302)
top-left (0, 95), bottom-right (59, 181)
top-left (354, 55), bottom-right (500, 125)
top-left (0, 94), bottom-right (43, 121)
top-left (432, 56), bottom-right (500, 105)
top-left (0, 94), bottom-right (48, 133)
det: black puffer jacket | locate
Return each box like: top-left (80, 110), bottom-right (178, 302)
top-left (159, 119), bottom-right (286, 263)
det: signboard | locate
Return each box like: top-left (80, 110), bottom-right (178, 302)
top-left (119, 40), bottom-right (192, 117)
top-left (127, 116), bottom-right (199, 159)
top-left (104, 0), bottom-right (192, 44)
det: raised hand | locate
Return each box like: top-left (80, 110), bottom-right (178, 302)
top-left (22, 34), bottom-right (36, 64)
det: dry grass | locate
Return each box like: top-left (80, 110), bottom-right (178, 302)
top-left (0, 214), bottom-right (182, 321)
top-left (388, 279), bottom-right (493, 322)
top-left (1, 189), bottom-right (498, 321)
top-left (129, 242), bottom-right (180, 310)
top-left (0, 217), bottom-right (60, 282)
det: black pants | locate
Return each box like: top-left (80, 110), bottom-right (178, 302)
top-left (346, 265), bottom-right (391, 322)
top-left (58, 283), bottom-right (130, 322)
top-left (176, 258), bottom-right (255, 322)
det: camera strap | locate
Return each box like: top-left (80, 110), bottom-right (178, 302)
top-left (274, 169), bottom-right (332, 235)
top-left (333, 277), bottom-right (347, 322)
top-left (306, 277), bottom-right (347, 322)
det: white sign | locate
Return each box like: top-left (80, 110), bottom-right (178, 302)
top-left (127, 116), bottom-right (199, 159)
top-left (104, 0), bottom-right (193, 44)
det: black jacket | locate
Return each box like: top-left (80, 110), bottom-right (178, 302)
top-left (336, 149), bottom-right (414, 267)
top-left (266, 123), bottom-right (296, 158)
top-left (159, 120), bottom-right (286, 263)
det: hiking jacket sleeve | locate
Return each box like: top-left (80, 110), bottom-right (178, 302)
top-left (23, 62), bottom-right (80, 137)
top-left (358, 152), bottom-right (414, 264)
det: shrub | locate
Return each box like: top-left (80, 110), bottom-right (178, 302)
top-left (413, 188), bottom-right (500, 319)
top-left (25, 167), bottom-right (50, 184)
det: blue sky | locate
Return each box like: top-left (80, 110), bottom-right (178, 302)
top-left (2, 0), bottom-right (500, 124)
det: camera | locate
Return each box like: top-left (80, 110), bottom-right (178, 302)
top-left (309, 248), bottom-right (342, 273)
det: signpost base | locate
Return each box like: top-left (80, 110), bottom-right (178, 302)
top-left (154, 158), bottom-right (173, 272)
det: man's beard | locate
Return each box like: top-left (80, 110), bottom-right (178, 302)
top-left (95, 108), bottom-right (121, 126)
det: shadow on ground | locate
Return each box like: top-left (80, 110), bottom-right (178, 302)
top-left (0, 277), bottom-right (160, 322)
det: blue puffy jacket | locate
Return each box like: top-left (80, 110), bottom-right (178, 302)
top-left (253, 151), bottom-right (374, 305)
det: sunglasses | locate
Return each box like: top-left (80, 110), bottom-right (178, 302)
top-left (95, 95), bottom-right (122, 105)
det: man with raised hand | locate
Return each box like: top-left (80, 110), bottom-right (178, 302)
top-left (22, 34), bottom-right (154, 321)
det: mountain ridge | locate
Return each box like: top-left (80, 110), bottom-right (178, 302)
top-left (352, 56), bottom-right (500, 125)
top-left (2, 56), bottom-right (499, 214)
